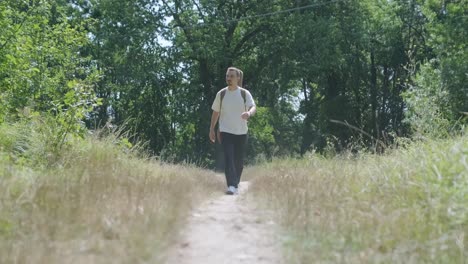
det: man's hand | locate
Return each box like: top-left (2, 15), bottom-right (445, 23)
top-left (209, 128), bottom-right (216, 143)
top-left (241, 111), bottom-right (251, 120)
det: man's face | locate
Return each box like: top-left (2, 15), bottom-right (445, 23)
top-left (226, 70), bottom-right (238, 85)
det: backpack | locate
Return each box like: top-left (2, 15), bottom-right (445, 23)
top-left (216, 87), bottom-right (247, 143)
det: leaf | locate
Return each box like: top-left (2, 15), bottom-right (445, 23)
top-left (5, 54), bottom-right (16, 64)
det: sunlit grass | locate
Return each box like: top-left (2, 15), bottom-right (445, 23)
top-left (247, 135), bottom-right (468, 263)
top-left (0, 124), bottom-right (223, 263)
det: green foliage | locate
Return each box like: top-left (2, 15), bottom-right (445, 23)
top-left (1, 0), bottom-right (467, 165)
top-left (246, 107), bottom-right (276, 162)
top-left (80, 0), bottom-right (172, 154)
top-left (403, 62), bottom-right (452, 138)
top-left (0, 116), bottom-right (71, 167)
top-left (404, 1), bottom-right (468, 138)
top-left (0, 1), bottom-right (100, 155)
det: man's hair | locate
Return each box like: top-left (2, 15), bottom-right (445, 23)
top-left (227, 67), bottom-right (243, 87)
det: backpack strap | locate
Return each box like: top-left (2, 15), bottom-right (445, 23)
top-left (219, 87), bottom-right (228, 113)
top-left (240, 88), bottom-right (247, 111)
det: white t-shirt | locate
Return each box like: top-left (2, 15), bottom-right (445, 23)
top-left (211, 87), bottom-right (256, 135)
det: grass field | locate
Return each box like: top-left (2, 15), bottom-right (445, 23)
top-left (0, 123), bottom-right (224, 263)
top-left (247, 134), bottom-right (467, 263)
top-left (2, 119), bottom-right (466, 263)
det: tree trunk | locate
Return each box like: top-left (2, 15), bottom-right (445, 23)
top-left (370, 49), bottom-right (378, 139)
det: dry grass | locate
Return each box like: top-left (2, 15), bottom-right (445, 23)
top-left (247, 135), bottom-right (468, 263)
top-left (0, 135), bottom-right (223, 264)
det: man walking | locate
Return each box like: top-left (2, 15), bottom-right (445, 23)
top-left (209, 67), bottom-right (256, 195)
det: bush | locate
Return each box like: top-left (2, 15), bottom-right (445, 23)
top-left (403, 62), bottom-right (452, 139)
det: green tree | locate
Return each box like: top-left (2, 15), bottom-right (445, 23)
top-left (404, 0), bottom-right (468, 137)
top-left (0, 0), bottom-right (100, 150)
top-left (74, 0), bottom-right (173, 153)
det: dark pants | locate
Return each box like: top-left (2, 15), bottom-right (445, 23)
top-left (221, 132), bottom-right (247, 188)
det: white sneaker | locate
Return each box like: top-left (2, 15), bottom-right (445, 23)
top-left (226, 186), bottom-right (237, 195)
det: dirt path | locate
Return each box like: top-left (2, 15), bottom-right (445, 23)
top-left (165, 181), bottom-right (283, 264)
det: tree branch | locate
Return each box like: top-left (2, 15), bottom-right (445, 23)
top-left (233, 25), bottom-right (267, 56)
top-left (161, 0), bottom-right (198, 56)
top-left (192, 0), bottom-right (206, 23)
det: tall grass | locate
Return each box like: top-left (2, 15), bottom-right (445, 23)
top-left (247, 134), bottom-right (468, 263)
top-left (0, 121), bottom-right (224, 263)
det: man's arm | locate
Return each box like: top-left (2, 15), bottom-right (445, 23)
top-left (209, 111), bottom-right (220, 143)
top-left (210, 111), bottom-right (220, 129)
top-left (248, 105), bottom-right (256, 116)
